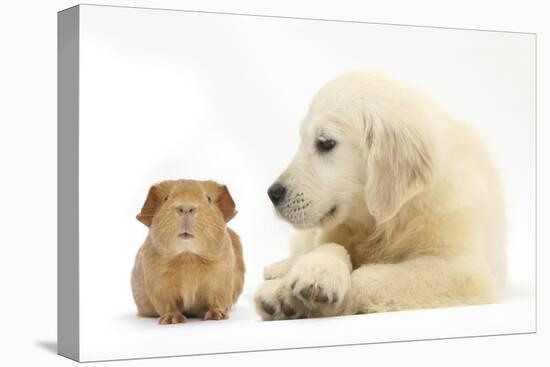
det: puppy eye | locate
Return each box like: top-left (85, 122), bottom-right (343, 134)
top-left (206, 195), bottom-right (212, 205)
top-left (163, 195), bottom-right (169, 202)
top-left (316, 138), bottom-right (337, 152)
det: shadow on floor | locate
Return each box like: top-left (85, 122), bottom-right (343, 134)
top-left (36, 340), bottom-right (57, 354)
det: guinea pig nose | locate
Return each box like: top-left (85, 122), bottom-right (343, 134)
top-left (267, 183), bottom-right (287, 206)
top-left (176, 205), bottom-right (197, 217)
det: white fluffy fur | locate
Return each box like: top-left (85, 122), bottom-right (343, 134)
top-left (255, 70), bottom-right (506, 320)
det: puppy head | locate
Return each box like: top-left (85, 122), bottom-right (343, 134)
top-left (137, 179), bottom-right (237, 258)
top-left (268, 70), bottom-right (435, 228)
top-left (267, 109), bottom-right (366, 229)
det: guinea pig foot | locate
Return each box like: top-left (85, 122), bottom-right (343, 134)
top-left (158, 312), bottom-right (187, 325)
top-left (204, 309), bottom-right (228, 321)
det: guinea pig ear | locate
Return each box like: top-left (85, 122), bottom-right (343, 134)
top-left (364, 120), bottom-right (433, 223)
top-left (136, 185), bottom-right (162, 227)
top-left (215, 185), bottom-right (237, 223)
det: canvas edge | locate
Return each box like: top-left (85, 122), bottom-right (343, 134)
top-left (58, 4), bottom-right (80, 362)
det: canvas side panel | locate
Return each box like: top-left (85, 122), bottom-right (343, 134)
top-left (57, 5), bottom-right (80, 362)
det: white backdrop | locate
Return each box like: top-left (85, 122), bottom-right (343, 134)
top-left (75, 4), bottom-right (536, 361)
top-left (0, 0), bottom-right (548, 366)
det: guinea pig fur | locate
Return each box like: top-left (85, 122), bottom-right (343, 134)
top-left (131, 179), bottom-right (245, 324)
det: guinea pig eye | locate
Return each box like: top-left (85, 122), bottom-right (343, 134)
top-left (316, 137), bottom-right (337, 152)
top-left (206, 195), bottom-right (212, 205)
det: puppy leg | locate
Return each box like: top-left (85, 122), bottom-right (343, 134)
top-left (286, 243), bottom-right (352, 317)
top-left (345, 256), bottom-right (497, 314)
top-left (263, 229), bottom-right (320, 281)
top-left (263, 258), bottom-right (295, 280)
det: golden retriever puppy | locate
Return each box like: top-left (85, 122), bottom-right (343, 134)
top-left (255, 70), bottom-right (506, 320)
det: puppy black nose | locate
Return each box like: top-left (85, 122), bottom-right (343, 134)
top-left (268, 183), bottom-right (287, 205)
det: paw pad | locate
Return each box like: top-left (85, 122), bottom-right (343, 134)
top-left (281, 302), bottom-right (296, 317)
top-left (261, 301), bottom-right (276, 316)
top-left (295, 284), bottom-right (336, 304)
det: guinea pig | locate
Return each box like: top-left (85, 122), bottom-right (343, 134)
top-left (131, 179), bottom-right (245, 324)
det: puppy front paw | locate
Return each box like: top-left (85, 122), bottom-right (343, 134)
top-left (286, 253), bottom-right (351, 313)
top-left (158, 311), bottom-right (187, 325)
top-left (254, 278), bottom-right (308, 320)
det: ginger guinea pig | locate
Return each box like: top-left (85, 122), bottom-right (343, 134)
top-left (131, 179), bottom-right (245, 324)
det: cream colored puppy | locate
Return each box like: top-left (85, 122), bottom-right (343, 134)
top-left (255, 70), bottom-right (506, 320)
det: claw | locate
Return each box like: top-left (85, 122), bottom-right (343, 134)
top-left (300, 285), bottom-right (314, 299)
top-left (314, 291), bottom-right (329, 303)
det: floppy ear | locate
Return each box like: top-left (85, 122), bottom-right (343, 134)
top-left (136, 185), bottom-right (162, 227)
top-left (215, 185), bottom-right (237, 222)
top-left (364, 120), bottom-right (433, 223)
